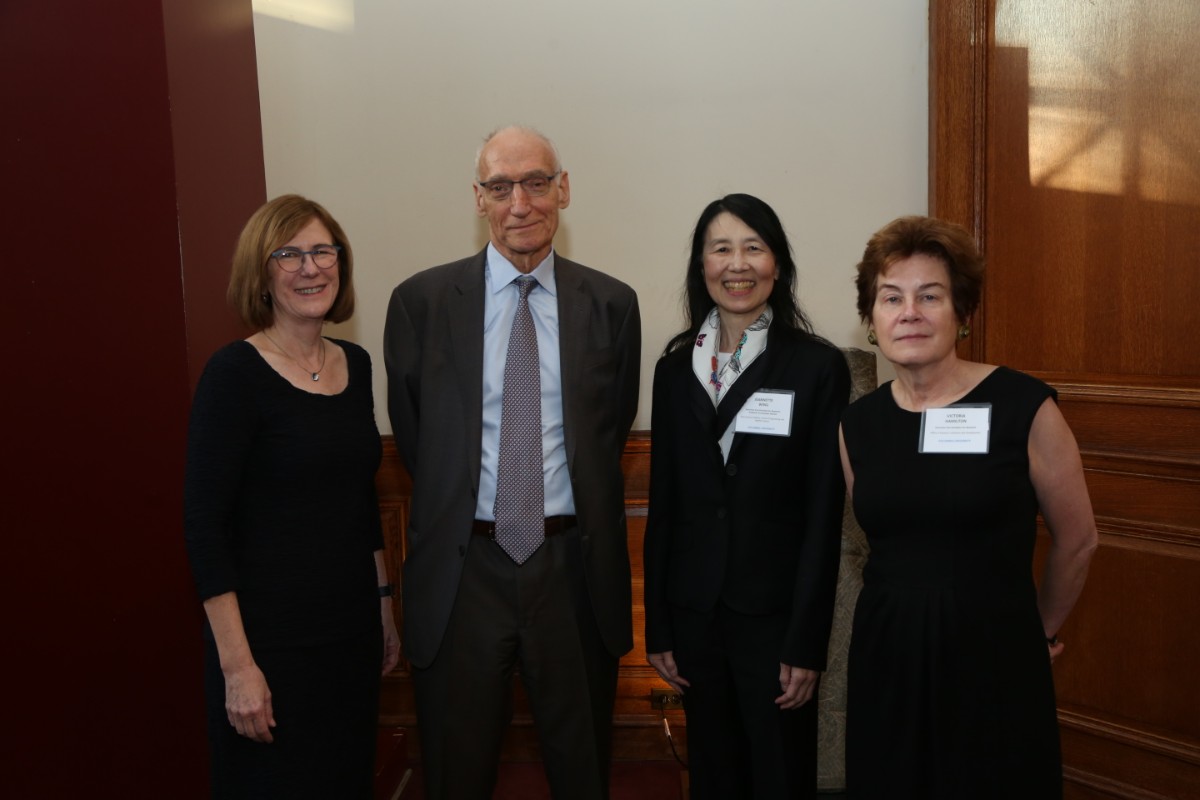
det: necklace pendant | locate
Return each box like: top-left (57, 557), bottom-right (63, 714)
top-left (311, 372), bottom-right (320, 381)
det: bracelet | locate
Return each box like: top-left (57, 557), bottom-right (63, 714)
top-left (1046, 634), bottom-right (1058, 646)
top-left (378, 583), bottom-right (395, 598)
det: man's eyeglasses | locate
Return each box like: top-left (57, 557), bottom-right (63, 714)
top-left (269, 246), bottom-right (341, 272)
top-left (477, 171), bottom-right (561, 202)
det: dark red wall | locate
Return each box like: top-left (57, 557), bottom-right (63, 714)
top-left (3, 0), bottom-right (264, 794)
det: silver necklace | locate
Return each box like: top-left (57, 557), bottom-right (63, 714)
top-left (262, 331), bottom-right (326, 381)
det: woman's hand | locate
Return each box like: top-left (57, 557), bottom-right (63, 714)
top-left (375, 553), bottom-right (401, 675)
top-left (776, 664), bottom-right (819, 710)
top-left (647, 651), bottom-right (691, 695)
top-left (203, 592), bottom-right (275, 743)
top-left (224, 662), bottom-right (276, 743)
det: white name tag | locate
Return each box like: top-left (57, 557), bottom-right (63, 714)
top-left (919, 403), bottom-right (991, 454)
top-left (735, 389), bottom-right (795, 437)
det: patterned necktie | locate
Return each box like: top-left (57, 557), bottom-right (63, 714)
top-left (493, 275), bottom-right (544, 564)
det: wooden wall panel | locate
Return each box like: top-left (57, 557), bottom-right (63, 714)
top-left (1042, 536), bottom-right (1200, 733)
top-left (1051, 383), bottom-right (1200, 461)
top-left (932, 1), bottom-right (1200, 797)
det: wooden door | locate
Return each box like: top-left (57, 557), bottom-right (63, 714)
top-left (931, 2), bottom-right (1200, 797)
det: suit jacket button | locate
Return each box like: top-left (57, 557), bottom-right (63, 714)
top-left (716, 507), bottom-right (727, 520)
top-left (725, 463), bottom-right (738, 476)
top-left (458, 544), bottom-right (466, 557)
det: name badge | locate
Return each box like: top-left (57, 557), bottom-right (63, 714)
top-left (919, 403), bottom-right (991, 454)
top-left (735, 389), bottom-right (795, 437)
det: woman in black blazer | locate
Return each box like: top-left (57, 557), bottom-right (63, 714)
top-left (645, 194), bottom-right (850, 799)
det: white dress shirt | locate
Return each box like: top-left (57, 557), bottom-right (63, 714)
top-left (475, 243), bottom-right (575, 521)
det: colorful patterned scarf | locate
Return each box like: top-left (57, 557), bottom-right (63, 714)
top-left (691, 306), bottom-right (772, 408)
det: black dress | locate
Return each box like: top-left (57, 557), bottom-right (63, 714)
top-left (184, 339), bottom-right (383, 799)
top-left (841, 367), bottom-right (1062, 800)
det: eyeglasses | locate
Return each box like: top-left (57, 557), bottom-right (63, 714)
top-left (477, 171), bottom-right (561, 202)
top-left (269, 245), bottom-right (341, 272)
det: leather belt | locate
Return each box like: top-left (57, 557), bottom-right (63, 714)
top-left (471, 515), bottom-right (577, 539)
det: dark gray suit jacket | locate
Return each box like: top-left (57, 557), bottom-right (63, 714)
top-left (384, 249), bottom-right (641, 669)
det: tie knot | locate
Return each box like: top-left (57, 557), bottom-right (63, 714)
top-left (514, 275), bottom-right (537, 299)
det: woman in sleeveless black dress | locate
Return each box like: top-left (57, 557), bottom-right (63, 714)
top-left (838, 216), bottom-right (1097, 799)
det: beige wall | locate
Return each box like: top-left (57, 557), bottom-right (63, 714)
top-left (253, 0), bottom-right (926, 431)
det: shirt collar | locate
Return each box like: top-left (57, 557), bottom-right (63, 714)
top-left (485, 242), bottom-right (558, 297)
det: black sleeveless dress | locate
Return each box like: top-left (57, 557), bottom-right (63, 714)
top-left (841, 367), bottom-right (1062, 799)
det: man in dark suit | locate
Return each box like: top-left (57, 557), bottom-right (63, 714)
top-left (384, 126), bottom-right (641, 799)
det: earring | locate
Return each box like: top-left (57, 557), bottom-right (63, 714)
top-left (261, 292), bottom-right (271, 305)
top-left (957, 324), bottom-right (971, 340)
top-left (867, 330), bottom-right (878, 346)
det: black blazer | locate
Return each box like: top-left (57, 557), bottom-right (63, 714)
top-left (384, 249), bottom-right (641, 668)
top-left (643, 325), bottom-right (849, 669)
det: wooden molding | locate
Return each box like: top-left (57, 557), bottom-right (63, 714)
top-left (930, 0), bottom-right (989, 364)
top-left (1062, 767), bottom-right (1179, 800)
top-left (1037, 375), bottom-right (1200, 408)
top-left (1059, 709), bottom-right (1200, 768)
top-left (1059, 708), bottom-right (1200, 800)
top-left (1096, 521), bottom-right (1200, 556)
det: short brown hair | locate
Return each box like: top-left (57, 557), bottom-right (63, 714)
top-left (854, 215), bottom-right (984, 325)
top-left (227, 194), bottom-right (356, 329)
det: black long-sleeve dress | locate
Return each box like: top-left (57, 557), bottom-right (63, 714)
top-left (184, 339), bottom-right (383, 799)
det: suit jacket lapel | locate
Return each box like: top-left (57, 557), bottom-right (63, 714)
top-left (687, 359), bottom-right (719, 436)
top-left (449, 250), bottom-right (487, 490)
top-left (556, 258), bottom-right (588, 471)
